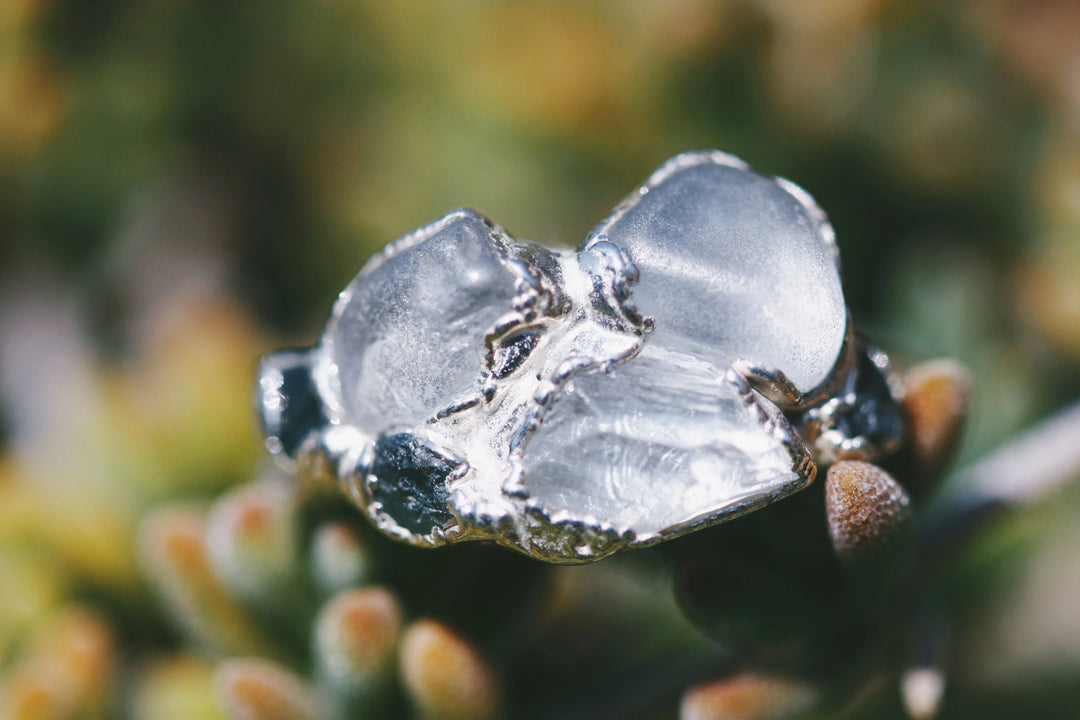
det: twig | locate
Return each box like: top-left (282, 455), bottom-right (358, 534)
top-left (953, 400), bottom-right (1080, 506)
top-left (921, 400), bottom-right (1080, 554)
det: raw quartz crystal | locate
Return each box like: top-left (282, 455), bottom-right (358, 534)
top-left (259, 151), bottom-right (862, 563)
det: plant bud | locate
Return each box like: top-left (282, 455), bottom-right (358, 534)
top-left (0, 606), bottom-right (116, 719)
top-left (310, 523), bottom-right (373, 594)
top-left (205, 481), bottom-right (301, 605)
top-left (214, 658), bottom-right (321, 720)
top-left (399, 619), bottom-right (500, 720)
top-left (138, 506), bottom-right (263, 656)
top-left (314, 587), bottom-right (402, 702)
top-left (680, 673), bottom-right (817, 720)
top-left (825, 461), bottom-right (912, 565)
top-left (0, 665), bottom-right (66, 720)
top-left (903, 359), bottom-right (970, 486)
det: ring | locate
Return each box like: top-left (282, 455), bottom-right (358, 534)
top-left (258, 150), bottom-right (903, 563)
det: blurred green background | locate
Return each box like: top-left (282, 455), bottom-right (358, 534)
top-left (1, 1), bottom-right (1080, 719)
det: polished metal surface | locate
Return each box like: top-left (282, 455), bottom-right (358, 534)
top-left (258, 150), bottom-right (903, 563)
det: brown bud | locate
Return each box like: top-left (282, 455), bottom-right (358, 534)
top-left (31, 607), bottom-right (115, 706)
top-left (314, 587), bottom-right (403, 699)
top-left (310, 523), bottom-right (373, 594)
top-left (205, 481), bottom-right (301, 604)
top-left (0, 607), bottom-right (117, 720)
top-left (214, 658), bottom-right (321, 720)
top-left (399, 620), bottom-right (500, 720)
top-left (0, 666), bottom-right (65, 720)
top-left (903, 359), bottom-right (970, 482)
top-left (138, 506), bottom-right (264, 656)
top-left (680, 673), bottom-right (817, 720)
top-left (825, 461), bottom-right (912, 564)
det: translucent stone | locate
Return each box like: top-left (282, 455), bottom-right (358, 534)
top-left (520, 345), bottom-right (806, 540)
top-left (257, 150), bottom-right (889, 563)
top-left (317, 210), bottom-right (520, 431)
top-left (585, 152), bottom-right (844, 395)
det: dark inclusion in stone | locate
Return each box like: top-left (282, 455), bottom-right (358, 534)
top-left (369, 433), bottom-right (461, 537)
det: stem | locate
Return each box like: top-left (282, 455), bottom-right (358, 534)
top-left (921, 400), bottom-right (1080, 555)
top-left (953, 400), bottom-right (1080, 506)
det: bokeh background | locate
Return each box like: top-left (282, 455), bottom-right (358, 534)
top-left (2, 2), bottom-right (1080, 719)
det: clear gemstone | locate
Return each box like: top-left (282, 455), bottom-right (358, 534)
top-left (586, 152), bottom-right (845, 395)
top-left (520, 345), bottom-right (804, 539)
top-left (318, 210), bottom-right (519, 431)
